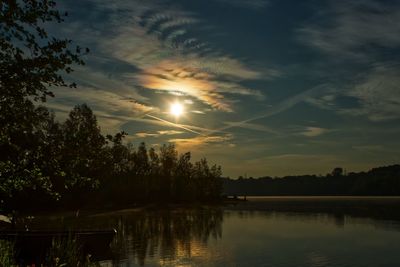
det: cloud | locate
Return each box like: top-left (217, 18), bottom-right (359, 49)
top-left (305, 93), bottom-right (337, 110)
top-left (136, 130), bottom-right (184, 138)
top-left (213, 0), bottom-right (270, 9)
top-left (307, 65), bottom-right (400, 121)
top-left (183, 99), bottom-right (194, 105)
top-left (341, 65), bottom-right (400, 121)
top-left (45, 86), bottom-right (158, 134)
top-left (191, 110), bottom-right (205, 114)
top-left (224, 121), bottom-right (277, 134)
top-left (48, 86), bottom-right (155, 115)
top-left (134, 59), bottom-right (266, 112)
top-left (136, 130), bottom-right (182, 137)
top-left (56, 0), bottom-right (280, 117)
top-left (352, 145), bottom-right (385, 152)
top-left (207, 84), bottom-right (328, 135)
top-left (47, 0), bottom-right (282, 137)
top-left (45, 87), bottom-right (216, 136)
top-left (300, 127), bottom-right (328, 137)
top-left (158, 130), bottom-right (184, 135)
top-left (169, 134), bottom-right (233, 149)
top-left (92, 0), bottom-right (276, 112)
top-left (299, 0), bottom-right (400, 61)
top-left (135, 132), bottom-right (159, 138)
top-left (299, 1), bottom-right (400, 121)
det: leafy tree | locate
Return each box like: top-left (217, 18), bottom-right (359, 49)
top-left (60, 104), bottom-right (105, 205)
top-left (0, 0), bottom-right (86, 212)
top-left (159, 144), bottom-right (178, 199)
top-left (174, 152), bottom-right (193, 200)
top-left (331, 167), bottom-right (344, 177)
top-left (105, 131), bottom-right (130, 175)
top-left (133, 142), bottom-right (150, 177)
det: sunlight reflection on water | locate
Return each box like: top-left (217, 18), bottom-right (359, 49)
top-left (94, 199), bottom-right (400, 266)
top-left (17, 198), bottom-right (400, 266)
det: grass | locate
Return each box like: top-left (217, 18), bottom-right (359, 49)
top-left (0, 236), bottom-right (99, 267)
top-left (0, 239), bottom-right (16, 266)
top-left (45, 235), bottom-right (100, 267)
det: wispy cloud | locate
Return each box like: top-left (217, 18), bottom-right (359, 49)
top-left (135, 132), bottom-right (159, 138)
top-left (299, 0), bottom-right (400, 61)
top-left (134, 60), bottom-right (266, 112)
top-left (46, 87), bottom-right (219, 136)
top-left (224, 121), bottom-right (277, 134)
top-left (191, 110), bottom-right (205, 114)
top-left (341, 64), bottom-right (400, 121)
top-left (213, 0), bottom-right (270, 9)
top-left (158, 130), bottom-right (184, 135)
top-left (170, 134), bottom-right (233, 149)
top-left (207, 84), bottom-right (328, 135)
top-left (306, 64), bottom-right (400, 121)
top-left (300, 127), bottom-right (329, 137)
top-left (94, 1), bottom-right (276, 112)
top-left (47, 0), bottom-right (282, 136)
top-left (48, 86), bottom-right (155, 114)
top-left (352, 145), bottom-right (385, 152)
top-left (299, 0), bottom-right (400, 122)
top-left (136, 130), bottom-right (183, 138)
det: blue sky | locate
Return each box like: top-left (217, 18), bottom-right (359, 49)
top-left (47, 0), bottom-right (400, 177)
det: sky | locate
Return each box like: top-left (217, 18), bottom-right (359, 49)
top-left (47, 0), bottom-right (400, 177)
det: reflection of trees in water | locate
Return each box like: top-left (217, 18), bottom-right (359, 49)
top-left (111, 207), bottom-right (223, 266)
top-left (225, 208), bottom-right (400, 232)
top-left (20, 206), bottom-right (223, 265)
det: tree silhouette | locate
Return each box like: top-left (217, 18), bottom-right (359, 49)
top-left (331, 167), bottom-right (344, 177)
top-left (59, 104), bottom-right (106, 205)
top-left (0, 0), bottom-right (86, 212)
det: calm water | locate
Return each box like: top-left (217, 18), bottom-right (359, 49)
top-left (15, 197), bottom-right (400, 266)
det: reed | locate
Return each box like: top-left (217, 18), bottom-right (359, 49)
top-left (0, 240), bottom-right (16, 266)
top-left (45, 235), bottom-right (98, 267)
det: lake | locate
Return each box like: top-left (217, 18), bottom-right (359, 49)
top-left (7, 197), bottom-right (400, 266)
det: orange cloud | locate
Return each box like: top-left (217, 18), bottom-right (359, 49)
top-left (169, 134), bottom-right (233, 149)
top-left (137, 60), bottom-right (234, 112)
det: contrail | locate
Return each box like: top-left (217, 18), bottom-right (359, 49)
top-left (145, 114), bottom-right (205, 135)
top-left (205, 84), bottom-right (329, 136)
top-left (139, 85), bottom-right (327, 138)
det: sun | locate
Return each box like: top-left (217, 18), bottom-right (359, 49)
top-left (170, 102), bottom-right (184, 117)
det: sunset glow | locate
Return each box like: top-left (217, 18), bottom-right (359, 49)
top-left (170, 102), bottom-right (184, 117)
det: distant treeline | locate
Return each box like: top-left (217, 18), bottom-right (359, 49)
top-left (222, 165), bottom-right (400, 196)
top-left (0, 103), bottom-right (223, 213)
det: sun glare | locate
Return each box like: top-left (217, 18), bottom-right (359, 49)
top-left (170, 102), bottom-right (184, 117)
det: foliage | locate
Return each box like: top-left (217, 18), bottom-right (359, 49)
top-left (45, 236), bottom-right (99, 267)
top-left (0, 0), bottom-right (86, 212)
top-left (0, 0), bottom-right (86, 101)
top-left (0, 240), bottom-right (16, 266)
top-left (99, 133), bottom-right (223, 204)
top-left (331, 167), bottom-right (344, 177)
top-left (0, 102), bottom-right (223, 212)
top-left (0, 237), bottom-right (98, 267)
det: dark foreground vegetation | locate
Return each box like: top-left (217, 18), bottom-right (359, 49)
top-left (0, 236), bottom-right (100, 266)
top-left (0, 0), bottom-right (222, 215)
top-left (1, 100), bottom-right (223, 213)
top-left (223, 165), bottom-right (400, 196)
